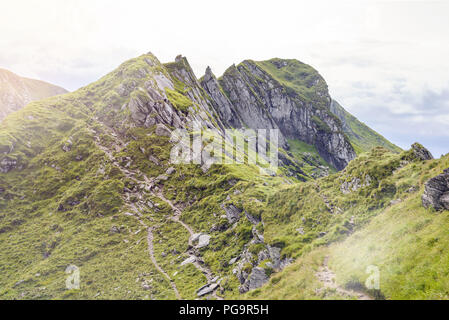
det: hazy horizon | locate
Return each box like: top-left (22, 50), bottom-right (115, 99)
top-left (1, 0), bottom-right (448, 156)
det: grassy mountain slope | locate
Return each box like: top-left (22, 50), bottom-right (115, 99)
top-left (0, 53), bottom-right (294, 299)
top-left (212, 57), bottom-right (358, 173)
top-left (248, 59), bottom-right (400, 155)
top-left (253, 58), bottom-right (329, 108)
top-left (244, 148), bottom-right (449, 299)
top-left (0, 52), bottom-right (431, 300)
top-left (330, 100), bottom-right (402, 154)
top-left (0, 68), bottom-right (68, 121)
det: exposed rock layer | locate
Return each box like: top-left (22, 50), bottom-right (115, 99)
top-left (422, 168), bottom-right (449, 211)
top-left (0, 68), bottom-right (68, 121)
top-left (201, 60), bottom-right (356, 170)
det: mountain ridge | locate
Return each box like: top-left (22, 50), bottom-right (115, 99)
top-left (0, 68), bottom-right (68, 121)
top-left (1, 52), bottom-right (438, 300)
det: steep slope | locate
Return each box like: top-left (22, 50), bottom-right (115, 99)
top-left (201, 58), bottom-right (357, 171)
top-left (244, 144), bottom-right (449, 300)
top-left (0, 68), bottom-right (68, 121)
top-left (329, 100), bottom-right (402, 154)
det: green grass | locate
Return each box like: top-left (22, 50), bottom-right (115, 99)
top-left (0, 52), bottom-right (297, 299)
top-left (329, 157), bottom-right (449, 299)
top-left (330, 100), bottom-right (402, 154)
top-left (288, 139), bottom-right (335, 171)
top-left (246, 149), bottom-right (449, 300)
top-left (253, 59), bottom-right (328, 107)
top-left (164, 88), bottom-right (192, 113)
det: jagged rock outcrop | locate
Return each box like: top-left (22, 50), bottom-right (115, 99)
top-left (117, 53), bottom-right (220, 134)
top-left (411, 142), bottom-right (434, 161)
top-left (197, 282), bottom-right (219, 297)
top-left (200, 67), bottom-right (242, 128)
top-left (201, 59), bottom-right (356, 170)
top-left (246, 267), bottom-right (269, 291)
top-left (422, 168), bottom-right (449, 211)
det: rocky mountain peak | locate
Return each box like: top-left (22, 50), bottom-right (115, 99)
top-left (201, 58), bottom-right (356, 170)
top-left (204, 66), bottom-right (214, 80)
top-left (175, 54), bottom-right (183, 63)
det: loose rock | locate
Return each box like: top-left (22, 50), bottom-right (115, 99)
top-left (422, 168), bottom-right (449, 211)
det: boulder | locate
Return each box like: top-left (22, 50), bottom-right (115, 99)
top-left (189, 233), bottom-right (211, 248)
top-left (197, 234), bottom-right (211, 248)
top-left (197, 283), bottom-right (219, 297)
top-left (155, 124), bottom-right (171, 137)
top-left (180, 256), bottom-right (196, 266)
top-left (189, 233), bottom-right (202, 243)
top-left (221, 204), bottom-right (242, 224)
top-left (422, 168), bottom-right (449, 210)
top-left (411, 143), bottom-right (433, 161)
top-left (247, 267), bottom-right (269, 291)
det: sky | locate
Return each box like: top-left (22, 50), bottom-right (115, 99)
top-left (0, 0), bottom-right (448, 156)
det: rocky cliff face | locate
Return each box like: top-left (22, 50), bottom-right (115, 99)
top-left (200, 67), bottom-right (242, 129)
top-left (201, 59), bottom-right (356, 170)
top-left (329, 100), bottom-right (402, 154)
top-left (0, 68), bottom-right (68, 121)
top-left (94, 54), bottom-right (356, 172)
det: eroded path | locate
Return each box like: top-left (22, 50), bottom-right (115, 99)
top-left (90, 123), bottom-right (221, 299)
top-left (316, 256), bottom-right (373, 300)
top-left (154, 191), bottom-right (222, 299)
top-left (146, 226), bottom-right (181, 299)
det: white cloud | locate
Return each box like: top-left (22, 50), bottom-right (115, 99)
top-left (0, 0), bottom-right (448, 155)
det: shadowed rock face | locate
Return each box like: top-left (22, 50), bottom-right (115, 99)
top-left (422, 168), bottom-right (449, 211)
top-left (201, 60), bottom-right (356, 170)
top-left (200, 67), bottom-right (242, 129)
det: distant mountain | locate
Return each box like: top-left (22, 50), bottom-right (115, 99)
top-left (0, 68), bottom-right (68, 121)
top-left (329, 99), bottom-right (402, 154)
